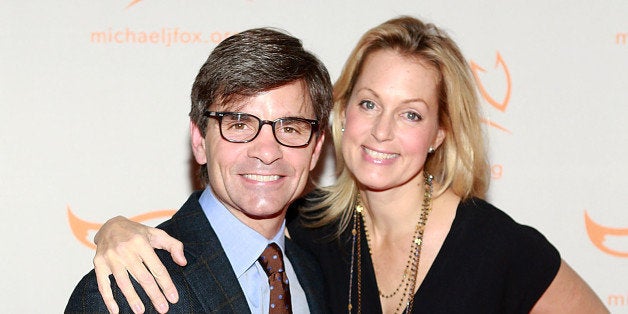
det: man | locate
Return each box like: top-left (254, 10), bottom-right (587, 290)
top-left (66, 28), bottom-right (332, 313)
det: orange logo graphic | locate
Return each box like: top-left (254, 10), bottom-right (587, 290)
top-left (470, 51), bottom-right (512, 134)
top-left (67, 206), bottom-right (176, 249)
top-left (584, 211), bottom-right (628, 257)
top-left (491, 164), bottom-right (503, 180)
top-left (126, 0), bottom-right (143, 8)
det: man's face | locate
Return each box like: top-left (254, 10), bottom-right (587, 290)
top-left (191, 80), bottom-right (324, 234)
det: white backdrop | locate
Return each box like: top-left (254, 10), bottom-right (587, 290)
top-left (1, 0), bottom-right (627, 312)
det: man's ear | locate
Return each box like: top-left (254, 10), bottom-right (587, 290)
top-left (309, 132), bottom-right (325, 171)
top-left (190, 120), bottom-right (207, 164)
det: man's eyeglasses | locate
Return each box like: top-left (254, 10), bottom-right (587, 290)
top-left (203, 111), bottom-right (319, 148)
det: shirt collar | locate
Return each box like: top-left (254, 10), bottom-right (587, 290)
top-left (198, 187), bottom-right (286, 277)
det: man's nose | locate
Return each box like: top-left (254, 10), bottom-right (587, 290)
top-left (246, 124), bottom-right (283, 164)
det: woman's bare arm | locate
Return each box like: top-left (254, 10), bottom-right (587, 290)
top-left (530, 260), bottom-right (608, 314)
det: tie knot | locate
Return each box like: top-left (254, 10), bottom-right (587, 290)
top-left (258, 243), bottom-right (285, 276)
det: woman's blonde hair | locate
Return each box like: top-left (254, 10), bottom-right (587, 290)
top-left (303, 16), bottom-right (490, 234)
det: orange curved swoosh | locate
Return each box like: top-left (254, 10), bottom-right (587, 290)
top-left (584, 211), bottom-right (628, 257)
top-left (126, 0), bottom-right (143, 8)
top-left (67, 206), bottom-right (176, 249)
top-left (470, 51), bottom-right (512, 113)
top-left (480, 118), bottom-right (512, 134)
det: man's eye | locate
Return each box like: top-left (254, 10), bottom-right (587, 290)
top-left (232, 123), bottom-right (247, 130)
top-left (225, 120), bottom-right (253, 131)
top-left (280, 126), bottom-right (297, 134)
top-left (277, 119), bottom-right (311, 135)
top-left (359, 100), bottom-right (376, 110)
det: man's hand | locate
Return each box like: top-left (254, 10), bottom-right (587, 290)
top-left (93, 216), bottom-right (186, 314)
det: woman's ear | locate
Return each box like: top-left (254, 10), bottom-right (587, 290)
top-left (433, 127), bottom-right (446, 150)
top-left (339, 108), bottom-right (347, 131)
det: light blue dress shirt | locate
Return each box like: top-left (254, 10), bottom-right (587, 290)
top-left (199, 187), bottom-right (309, 313)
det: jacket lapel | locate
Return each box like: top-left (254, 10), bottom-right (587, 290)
top-left (164, 192), bottom-right (251, 313)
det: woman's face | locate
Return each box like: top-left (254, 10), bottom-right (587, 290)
top-left (341, 49), bottom-right (445, 192)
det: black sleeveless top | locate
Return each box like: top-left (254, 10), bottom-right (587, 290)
top-left (287, 195), bottom-right (560, 314)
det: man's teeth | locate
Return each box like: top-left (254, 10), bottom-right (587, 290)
top-left (364, 147), bottom-right (397, 159)
top-left (243, 174), bottom-right (280, 182)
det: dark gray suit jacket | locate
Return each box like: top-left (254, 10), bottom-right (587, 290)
top-left (66, 191), bottom-right (328, 313)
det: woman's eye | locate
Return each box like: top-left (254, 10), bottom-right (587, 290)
top-left (359, 100), bottom-right (376, 110)
top-left (404, 111), bottom-right (422, 121)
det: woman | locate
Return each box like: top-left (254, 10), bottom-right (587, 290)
top-left (93, 16), bottom-right (607, 313)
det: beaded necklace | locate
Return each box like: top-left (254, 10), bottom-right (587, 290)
top-left (348, 172), bottom-right (433, 314)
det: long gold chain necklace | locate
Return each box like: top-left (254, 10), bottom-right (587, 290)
top-left (347, 172), bottom-right (433, 314)
top-left (361, 205), bottom-right (418, 300)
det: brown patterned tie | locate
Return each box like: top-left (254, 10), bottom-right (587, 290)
top-left (258, 243), bottom-right (292, 313)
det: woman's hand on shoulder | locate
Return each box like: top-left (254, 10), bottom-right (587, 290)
top-left (93, 216), bottom-right (186, 314)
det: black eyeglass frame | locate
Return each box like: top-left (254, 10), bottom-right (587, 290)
top-left (203, 111), bottom-right (320, 148)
